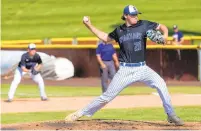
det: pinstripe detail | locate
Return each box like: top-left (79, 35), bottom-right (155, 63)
top-left (79, 65), bottom-right (174, 117)
top-left (142, 66), bottom-right (173, 114)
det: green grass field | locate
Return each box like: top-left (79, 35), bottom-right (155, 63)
top-left (2, 106), bottom-right (201, 124)
top-left (1, 84), bottom-right (201, 98)
top-left (2, 0), bottom-right (201, 40)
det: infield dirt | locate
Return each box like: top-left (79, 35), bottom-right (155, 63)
top-left (2, 120), bottom-right (201, 130)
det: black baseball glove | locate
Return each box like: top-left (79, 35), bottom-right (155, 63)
top-left (146, 29), bottom-right (165, 44)
top-left (31, 68), bottom-right (39, 75)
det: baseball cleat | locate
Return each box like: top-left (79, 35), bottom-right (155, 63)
top-left (5, 99), bottom-right (12, 102)
top-left (167, 113), bottom-right (184, 126)
top-left (41, 97), bottom-right (48, 101)
top-left (65, 111), bottom-right (82, 122)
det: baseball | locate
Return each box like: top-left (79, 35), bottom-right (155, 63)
top-left (83, 16), bottom-right (89, 22)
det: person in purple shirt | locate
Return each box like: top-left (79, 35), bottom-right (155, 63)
top-left (173, 25), bottom-right (184, 44)
top-left (172, 25), bottom-right (184, 60)
top-left (96, 42), bottom-right (119, 92)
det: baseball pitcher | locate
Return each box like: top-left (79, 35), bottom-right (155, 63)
top-left (6, 43), bottom-right (48, 102)
top-left (65, 5), bottom-right (184, 126)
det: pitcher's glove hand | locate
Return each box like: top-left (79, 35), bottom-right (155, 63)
top-left (146, 29), bottom-right (165, 44)
top-left (31, 68), bottom-right (39, 75)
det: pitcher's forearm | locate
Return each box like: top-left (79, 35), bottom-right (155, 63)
top-left (157, 24), bottom-right (168, 38)
top-left (83, 16), bottom-right (112, 43)
top-left (86, 24), bottom-right (109, 42)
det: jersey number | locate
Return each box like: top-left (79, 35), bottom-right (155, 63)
top-left (134, 42), bottom-right (142, 51)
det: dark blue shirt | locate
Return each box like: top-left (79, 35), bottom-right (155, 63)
top-left (18, 52), bottom-right (42, 69)
top-left (108, 20), bottom-right (159, 63)
top-left (173, 31), bottom-right (183, 42)
top-left (96, 43), bottom-right (115, 61)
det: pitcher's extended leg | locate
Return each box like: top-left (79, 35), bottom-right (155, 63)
top-left (142, 66), bottom-right (174, 114)
top-left (142, 66), bottom-right (184, 125)
top-left (80, 67), bottom-right (133, 116)
top-left (65, 66), bottom-right (139, 121)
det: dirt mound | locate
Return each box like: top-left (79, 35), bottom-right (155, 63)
top-left (2, 120), bottom-right (201, 130)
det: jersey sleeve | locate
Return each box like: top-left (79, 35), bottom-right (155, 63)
top-left (96, 45), bottom-right (101, 55)
top-left (146, 20), bottom-right (160, 30)
top-left (37, 54), bottom-right (42, 64)
top-left (108, 28), bottom-right (118, 42)
top-left (20, 54), bottom-right (26, 67)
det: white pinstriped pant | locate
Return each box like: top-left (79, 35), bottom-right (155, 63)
top-left (79, 64), bottom-right (174, 116)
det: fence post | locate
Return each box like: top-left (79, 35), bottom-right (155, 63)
top-left (43, 38), bottom-right (52, 45)
top-left (72, 37), bottom-right (78, 45)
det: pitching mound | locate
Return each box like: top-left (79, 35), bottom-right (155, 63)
top-left (2, 120), bottom-right (201, 130)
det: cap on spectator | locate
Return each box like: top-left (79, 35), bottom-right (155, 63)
top-left (28, 43), bottom-right (36, 50)
top-left (173, 25), bottom-right (178, 29)
top-left (121, 5), bottom-right (141, 20)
